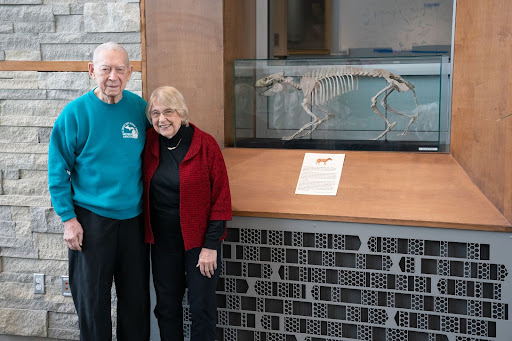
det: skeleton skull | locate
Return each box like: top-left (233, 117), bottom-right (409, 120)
top-left (255, 71), bottom-right (285, 88)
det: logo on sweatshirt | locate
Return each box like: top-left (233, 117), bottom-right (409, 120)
top-left (122, 122), bottom-right (139, 139)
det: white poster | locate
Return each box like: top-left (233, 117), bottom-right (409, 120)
top-left (295, 153), bottom-right (346, 196)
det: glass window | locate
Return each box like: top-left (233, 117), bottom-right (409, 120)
top-left (268, 0), bottom-right (454, 59)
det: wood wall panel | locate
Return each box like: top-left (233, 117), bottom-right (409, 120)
top-left (223, 0), bottom-right (257, 146)
top-left (145, 0), bottom-right (225, 145)
top-left (451, 0), bottom-right (512, 223)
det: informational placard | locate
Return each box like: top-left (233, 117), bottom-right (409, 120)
top-left (295, 153), bottom-right (346, 196)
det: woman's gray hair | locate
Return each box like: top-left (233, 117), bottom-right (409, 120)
top-left (92, 42), bottom-right (130, 66)
top-left (146, 86), bottom-right (190, 126)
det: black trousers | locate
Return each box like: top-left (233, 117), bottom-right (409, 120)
top-left (69, 206), bottom-right (150, 341)
top-left (151, 212), bottom-right (221, 341)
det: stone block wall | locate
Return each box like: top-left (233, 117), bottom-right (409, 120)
top-left (0, 1), bottom-right (143, 339)
top-left (0, 0), bottom-right (141, 61)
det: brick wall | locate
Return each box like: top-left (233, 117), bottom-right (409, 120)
top-left (0, 1), bottom-right (143, 339)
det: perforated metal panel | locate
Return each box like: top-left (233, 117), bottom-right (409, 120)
top-left (178, 217), bottom-right (511, 341)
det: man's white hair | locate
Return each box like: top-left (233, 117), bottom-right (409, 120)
top-left (92, 42), bottom-right (130, 66)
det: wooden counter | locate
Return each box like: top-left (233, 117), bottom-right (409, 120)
top-left (222, 148), bottom-right (512, 232)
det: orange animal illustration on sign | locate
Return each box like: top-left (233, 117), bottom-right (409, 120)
top-left (316, 158), bottom-right (332, 165)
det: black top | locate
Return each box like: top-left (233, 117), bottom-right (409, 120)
top-left (149, 124), bottom-right (224, 249)
top-left (149, 125), bottom-right (192, 214)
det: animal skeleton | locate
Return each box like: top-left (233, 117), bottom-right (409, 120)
top-left (255, 66), bottom-right (420, 140)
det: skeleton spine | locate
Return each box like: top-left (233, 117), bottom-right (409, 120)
top-left (308, 66), bottom-right (397, 105)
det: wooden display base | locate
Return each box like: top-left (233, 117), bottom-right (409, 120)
top-left (222, 148), bottom-right (511, 232)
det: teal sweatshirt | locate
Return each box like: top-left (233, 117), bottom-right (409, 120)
top-left (48, 90), bottom-right (149, 222)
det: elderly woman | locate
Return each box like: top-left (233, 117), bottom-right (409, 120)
top-left (143, 86), bottom-right (232, 340)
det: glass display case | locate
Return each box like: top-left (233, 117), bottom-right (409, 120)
top-left (234, 56), bottom-right (451, 152)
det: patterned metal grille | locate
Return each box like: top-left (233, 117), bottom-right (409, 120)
top-left (179, 218), bottom-right (511, 341)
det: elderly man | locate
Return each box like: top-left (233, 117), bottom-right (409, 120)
top-left (48, 42), bottom-right (150, 340)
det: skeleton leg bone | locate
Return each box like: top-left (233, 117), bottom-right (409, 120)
top-left (282, 99), bottom-right (321, 140)
top-left (283, 119), bottom-right (319, 140)
top-left (294, 105), bottom-right (335, 139)
top-left (381, 88), bottom-right (420, 135)
top-left (370, 84), bottom-right (397, 140)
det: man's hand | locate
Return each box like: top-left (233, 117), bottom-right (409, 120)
top-left (196, 248), bottom-right (217, 278)
top-left (63, 218), bottom-right (83, 251)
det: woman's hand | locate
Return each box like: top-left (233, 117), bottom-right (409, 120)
top-left (196, 248), bottom-right (217, 278)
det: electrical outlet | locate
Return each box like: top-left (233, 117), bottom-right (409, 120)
top-left (61, 276), bottom-right (71, 296)
top-left (33, 273), bottom-right (45, 294)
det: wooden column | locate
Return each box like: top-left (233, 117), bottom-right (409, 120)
top-left (145, 0), bottom-right (225, 145)
top-left (451, 0), bottom-right (512, 223)
top-left (145, 0), bottom-right (257, 147)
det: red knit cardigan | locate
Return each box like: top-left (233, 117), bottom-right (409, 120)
top-left (142, 124), bottom-right (232, 250)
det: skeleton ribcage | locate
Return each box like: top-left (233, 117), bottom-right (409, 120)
top-left (313, 75), bottom-right (358, 106)
top-left (305, 67), bottom-right (381, 106)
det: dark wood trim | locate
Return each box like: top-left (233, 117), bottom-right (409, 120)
top-left (288, 49), bottom-right (330, 55)
top-left (223, 0), bottom-right (257, 147)
top-left (140, 0), bottom-right (148, 100)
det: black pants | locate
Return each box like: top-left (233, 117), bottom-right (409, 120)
top-left (151, 212), bottom-right (221, 341)
top-left (69, 206), bottom-right (150, 341)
